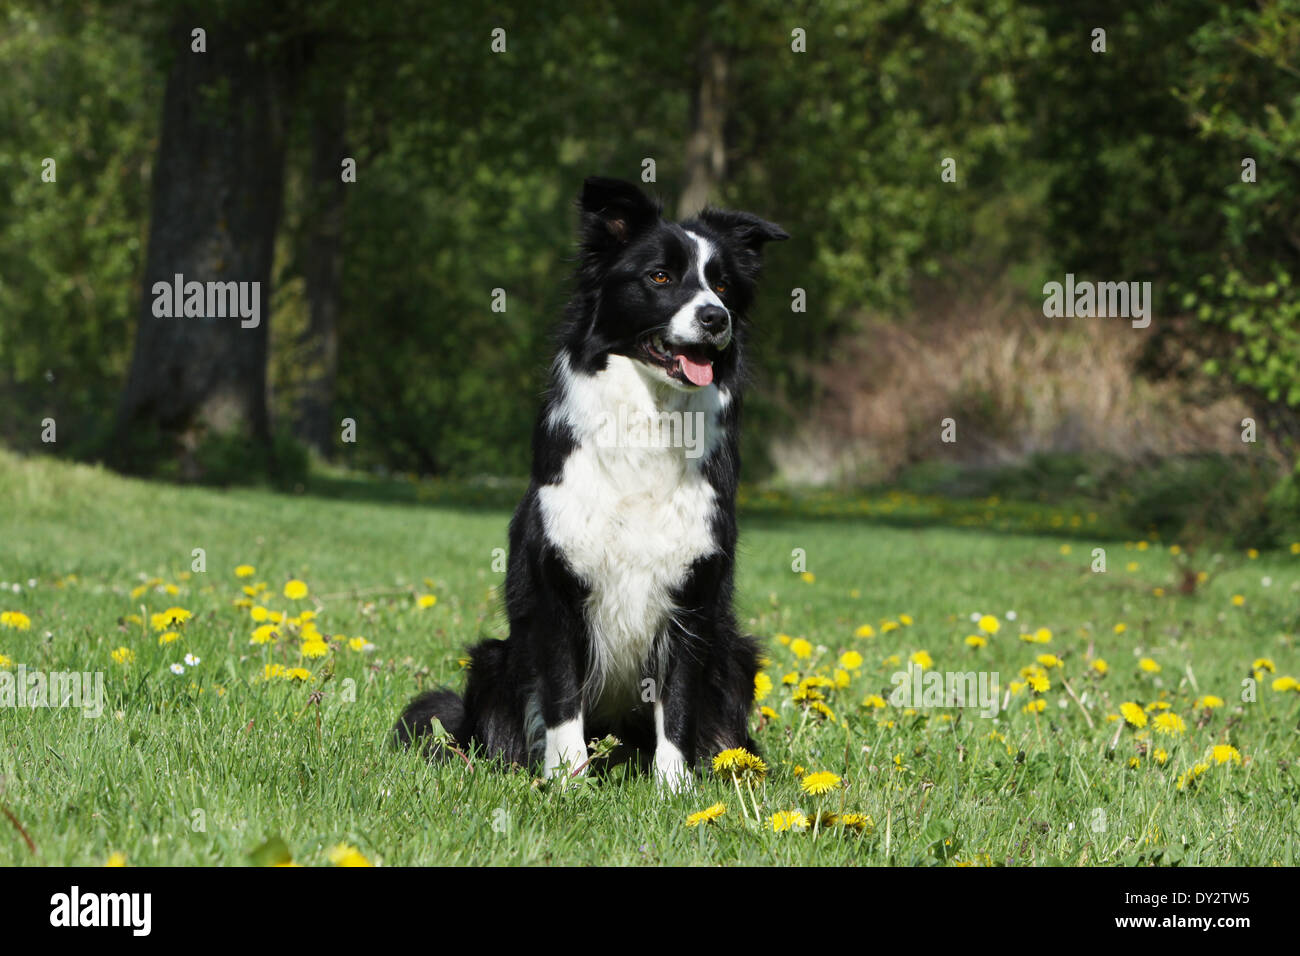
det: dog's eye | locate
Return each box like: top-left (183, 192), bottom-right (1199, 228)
top-left (714, 283), bottom-right (727, 294)
top-left (649, 271), bottom-right (670, 284)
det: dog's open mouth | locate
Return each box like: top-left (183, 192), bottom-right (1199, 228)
top-left (640, 334), bottom-right (717, 387)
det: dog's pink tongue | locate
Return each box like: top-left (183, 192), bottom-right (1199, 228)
top-left (676, 353), bottom-right (714, 387)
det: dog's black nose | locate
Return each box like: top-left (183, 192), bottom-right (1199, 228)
top-left (697, 305), bottom-right (729, 334)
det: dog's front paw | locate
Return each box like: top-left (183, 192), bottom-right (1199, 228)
top-left (655, 751), bottom-right (694, 794)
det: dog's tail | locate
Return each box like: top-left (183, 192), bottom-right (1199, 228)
top-left (392, 638), bottom-right (528, 765)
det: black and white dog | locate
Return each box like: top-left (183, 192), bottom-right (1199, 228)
top-left (395, 177), bottom-right (786, 790)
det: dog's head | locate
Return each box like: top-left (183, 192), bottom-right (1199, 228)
top-left (571, 176), bottom-right (787, 391)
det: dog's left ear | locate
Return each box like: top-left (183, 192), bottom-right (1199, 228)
top-left (697, 208), bottom-right (789, 276)
top-left (579, 177), bottom-right (661, 250)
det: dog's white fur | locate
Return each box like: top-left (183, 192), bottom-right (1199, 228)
top-left (538, 352), bottom-right (725, 785)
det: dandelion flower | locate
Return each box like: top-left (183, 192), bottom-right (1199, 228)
top-left (1153, 713), bottom-right (1186, 735)
top-left (235, 565), bottom-right (255, 578)
top-left (111, 647), bottom-right (134, 665)
top-left (327, 843), bottom-right (373, 867)
top-left (977, 615), bottom-right (1000, 635)
top-left (284, 580), bottom-right (309, 601)
top-left (1120, 702), bottom-right (1147, 728)
top-left (685, 803), bottom-right (726, 827)
top-left (854, 624), bottom-right (875, 638)
top-left (416, 594), bottom-right (437, 609)
top-left (790, 637), bottom-right (813, 659)
top-left (1194, 695), bottom-right (1223, 709)
top-left (839, 650), bottom-right (863, 670)
top-left (158, 631), bottom-right (180, 645)
top-left (965, 634), bottom-right (987, 648)
top-left (909, 650), bottom-right (933, 670)
top-left (1138, 657), bottom-right (1161, 673)
top-left (799, 771), bottom-right (842, 796)
top-left (283, 667), bottom-right (312, 682)
top-left (0, 611), bottom-right (32, 630)
top-left (769, 810), bottom-right (808, 832)
top-left (1211, 745), bottom-right (1242, 765)
top-left (711, 748), bottom-right (767, 781)
top-left (301, 638), bottom-right (330, 659)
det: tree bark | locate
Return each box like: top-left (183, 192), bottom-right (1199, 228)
top-left (678, 39), bottom-right (728, 219)
top-left (293, 76), bottom-right (346, 458)
top-left (111, 18), bottom-right (290, 477)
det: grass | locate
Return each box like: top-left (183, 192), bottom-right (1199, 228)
top-left (0, 448), bottom-right (1297, 866)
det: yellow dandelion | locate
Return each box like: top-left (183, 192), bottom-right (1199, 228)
top-left (1211, 745), bottom-right (1242, 765)
top-left (711, 748), bottom-right (767, 781)
top-left (1271, 676), bottom-right (1299, 692)
top-left (283, 667), bottom-right (312, 682)
top-left (1231, 594), bottom-right (1245, 607)
top-left (1153, 712), bottom-right (1186, 735)
top-left (753, 671), bottom-right (772, 701)
top-left (769, 811), bottom-right (808, 832)
top-left (235, 565), bottom-right (255, 578)
top-left (800, 571), bottom-right (815, 584)
top-left (301, 638), bottom-right (330, 659)
top-left (250, 624), bottom-right (280, 645)
top-left (909, 650), bottom-right (933, 670)
top-left (977, 614), bottom-right (999, 634)
top-left (1092, 659), bottom-right (1109, 675)
top-left (861, 694), bottom-right (887, 709)
top-left (327, 843), bottom-right (373, 866)
top-left (110, 647), bottom-right (134, 665)
top-left (1194, 695), bottom-right (1224, 709)
top-left (899, 614), bottom-right (914, 626)
top-left (1023, 699), bottom-right (1046, 714)
top-left (839, 650), bottom-right (863, 670)
top-left (965, 634), bottom-right (987, 648)
top-left (157, 631), bottom-right (180, 645)
top-left (685, 803), bottom-right (726, 827)
top-left (854, 624), bottom-right (875, 638)
top-left (1138, 657), bottom-right (1161, 673)
top-left (284, 580), bottom-right (309, 600)
top-left (799, 771), bottom-right (842, 796)
top-left (1120, 702), bottom-right (1148, 728)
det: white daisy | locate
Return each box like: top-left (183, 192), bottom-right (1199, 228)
top-left (169, 663), bottom-right (185, 675)
top-left (184, 653), bottom-right (201, 667)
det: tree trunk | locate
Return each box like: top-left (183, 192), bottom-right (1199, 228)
top-left (294, 77), bottom-right (346, 458)
top-left (678, 40), bottom-right (728, 219)
top-left (111, 18), bottom-right (289, 477)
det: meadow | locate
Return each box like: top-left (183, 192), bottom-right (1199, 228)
top-left (0, 448), bottom-right (1296, 866)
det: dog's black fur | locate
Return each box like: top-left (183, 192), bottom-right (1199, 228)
top-left (395, 177), bottom-right (786, 780)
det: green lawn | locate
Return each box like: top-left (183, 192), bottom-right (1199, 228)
top-left (0, 449), bottom-right (1296, 866)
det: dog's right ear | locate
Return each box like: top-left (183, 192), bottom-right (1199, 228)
top-left (579, 177), bottom-right (661, 250)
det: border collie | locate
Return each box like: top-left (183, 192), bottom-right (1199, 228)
top-left (394, 177), bottom-right (787, 790)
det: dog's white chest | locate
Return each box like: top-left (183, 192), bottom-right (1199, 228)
top-left (538, 356), bottom-right (724, 708)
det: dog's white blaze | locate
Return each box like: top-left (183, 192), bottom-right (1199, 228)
top-left (541, 354), bottom-right (724, 718)
top-left (653, 700), bottom-right (691, 792)
top-left (543, 716), bottom-right (587, 778)
top-left (666, 232), bottom-right (729, 346)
